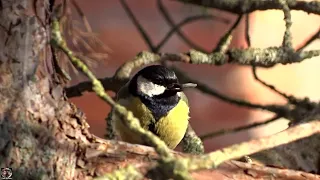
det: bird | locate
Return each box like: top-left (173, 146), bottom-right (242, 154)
top-left (112, 65), bottom-right (196, 149)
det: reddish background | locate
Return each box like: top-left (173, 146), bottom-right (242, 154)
top-left (68, 0), bottom-right (320, 152)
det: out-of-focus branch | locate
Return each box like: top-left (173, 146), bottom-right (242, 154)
top-left (71, 0), bottom-right (92, 32)
top-left (157, 0), bottom-right (208, 53)
top-left (87, 132), bottom-right (320, 179)
top-left (199, 115), bottom-right (281, 141)
top-left (66, 77), bottom-right (126, 98)
top-left (245, 14), bottom-right (251, 47)
top-left (156, 14), bottom-right (229, 52)
top-left (187, 120), bottom-right (320, 171)
top-left (172, 66), bottom-right (282, 112)
top-left (252, 66), bottom-right (293, 101)
top-left (297, 27), bottom-right (320, 52)
top-left (175, 0), bottom-right (320, 15)
top-left (120, 0), bottom-right (156, 52)
top-left (213, 14), bottom-right (243, 53)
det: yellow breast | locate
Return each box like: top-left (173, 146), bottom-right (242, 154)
top-left (112, 96), bottom-right (189, 149)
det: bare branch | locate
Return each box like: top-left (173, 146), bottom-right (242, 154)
top-left (252, 66), bottom-right (292, 101)
top-left (245, 14), bottom-right (251, 47)
top-left (297, 27), bottom-right (320, 52)
top-left (175, 0), bottom-right (320, 15)
top-left (172, 66), bottom-right (287, 113)
top-left (120, 0), bottom-right (156, 52)
top-left (189, 48), bottom-right (320, 67)
top-left (156, 14), bottom-right (229, 52)
top-left (199, 115), bottom-right (281, 140)
top-left (71, 0), bottom-right (92, 32)
top-left (213, 14), bottom-right (243, 53)
top-left (157, 0), bottom-right (208, 52)
top-left (279, 0), bottom-right (293, 50)
top-left (66, 76), bottom-right (126, 98)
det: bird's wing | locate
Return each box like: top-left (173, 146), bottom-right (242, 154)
top-left (116, 83), bottom-right (156, 130)
top-left (116, 83), bottom-right (131, 101)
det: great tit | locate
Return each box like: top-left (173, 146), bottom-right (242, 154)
top-left (112, 65), bottom-right (195, 149)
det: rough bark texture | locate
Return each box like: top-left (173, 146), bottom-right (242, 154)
top-left (0, 0), bottom-right (88, 179)
top-left (0, 0), bottom-right (319, 180)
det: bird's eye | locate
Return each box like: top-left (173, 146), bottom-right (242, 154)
top-left (154, 77), bottom-right (163, 84)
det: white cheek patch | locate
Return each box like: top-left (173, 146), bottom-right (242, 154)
top-left (137, 76), bottom-right (166, 97)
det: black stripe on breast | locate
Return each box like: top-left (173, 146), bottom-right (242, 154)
top-left (139, 94), bottom-right (179, 135)
top-left (140, 95), bottom-right (179, 121)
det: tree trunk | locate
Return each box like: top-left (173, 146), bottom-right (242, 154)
top-left (0, 0), bottom-right (87, 179)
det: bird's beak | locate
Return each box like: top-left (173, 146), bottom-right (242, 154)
top-left (167, 83), bottom-right (197, 92)
top-left (181, 83), bottom-right (197, 89)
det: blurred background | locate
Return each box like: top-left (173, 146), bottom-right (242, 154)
top-left (67, 0), bottom-right (320, 152)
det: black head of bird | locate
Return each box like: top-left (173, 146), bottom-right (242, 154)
top-left (128, 65), bottom-right (195, 98)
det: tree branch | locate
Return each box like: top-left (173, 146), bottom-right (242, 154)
top-left (279, 0), bottom-right (293, 50)
top-left (199, 115), bottom-right (281, 141)
top-left (213, 14), bottom-right (243, 53)
top-left (120, 0), bottom-right (156, 52)
top-left (245, 14), bottom-right (251, 47)
top-left (297, 27), bottom-right (320, 52)
top-left (66, 46), bottom-right (320, 98)
top-left (175, 0), bottom-right (320, 15)
top-left (187, 120), bottom-right (320, 171)
top-left (252, 66), bottom-right (293, 101)
top-left (156, 14), bottom-right (229, 52)
top-left (157, 0), bottom-right (209, 52)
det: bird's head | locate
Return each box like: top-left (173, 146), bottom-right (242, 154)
top-left (129, 65), bottom-right (195, 98)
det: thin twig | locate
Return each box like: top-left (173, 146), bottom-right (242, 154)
top-left (252, 66), bottom-right (293, 101)
top-left (157, 0), bottom-right (208, 53)
top-left (213, 14), bottom-right (243, 53)
top-left (297, 27), bottom-right (320, 52)
top-left (172, 66), bottom-right (287, 113)
top-left (279, 0), bottom-right (293, 50)
top-left (200, 115), bottom-right (281, 140)
top-left (71, 0), bottom-right (92, 32)
top-left (120, 0), bottom-right (156, 52)
top-left (245, 14), bottom-right (251, 47)
top-left (156, 14), bottom-right (229, 52)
